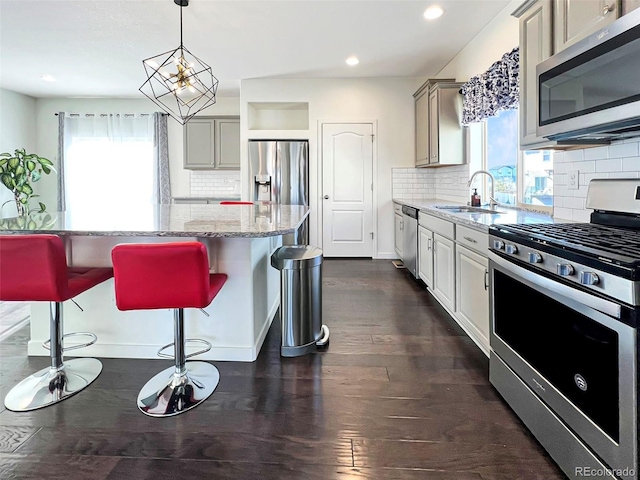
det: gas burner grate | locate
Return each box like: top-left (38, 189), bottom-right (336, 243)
top-left (497, 223), bottom-right (640, 262)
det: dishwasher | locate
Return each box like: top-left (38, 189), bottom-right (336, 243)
top-left (401, 205), bottom-right (418, 279)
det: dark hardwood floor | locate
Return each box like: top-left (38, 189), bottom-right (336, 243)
top-left (0, 259), bottom-right (566, 479)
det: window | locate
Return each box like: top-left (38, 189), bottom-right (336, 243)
top-left (481, 108), bottom-right (553, 210)
top-left (61, 114), bottom-right (167, 227)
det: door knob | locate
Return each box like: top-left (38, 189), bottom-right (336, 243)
top-left (323, 195), bottom-right (329, 199)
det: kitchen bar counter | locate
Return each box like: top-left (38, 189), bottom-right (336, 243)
top-left (393, 198), bottom-right (557, 231)
top-left (0, 203), bottom-right (308, 238)
top-left (4, 203), bottom-right (309, 362)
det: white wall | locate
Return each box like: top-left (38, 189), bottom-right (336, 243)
top-left (240, 77), bottom-right (421, 258)
top-left (0, 88), bottom-right (37, 216)
top-left (33, 96), bottom-right (240, 210)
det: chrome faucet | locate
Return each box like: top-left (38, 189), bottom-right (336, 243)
top-left (467, 170), bottom-right (498, 208)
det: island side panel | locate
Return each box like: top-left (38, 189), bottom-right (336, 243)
top-left (27, 236), bottom-right (281, 362)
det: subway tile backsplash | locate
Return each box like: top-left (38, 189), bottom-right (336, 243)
top-left (190, 170), bottom-right (241, 197)
top-left (554, 138), bottom-right (640, 222)
top-left (392, 165), bottom-right (470, 204)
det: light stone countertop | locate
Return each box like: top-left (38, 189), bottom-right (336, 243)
top-left (393, 198), bottom-right (563, 232)
top-left (0, 203), bottom-right (309, 238)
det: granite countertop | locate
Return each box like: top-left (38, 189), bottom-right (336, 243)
top-left (393, 198), bottom-right (560, 232)
top-left (0, 203), bottom-right (309, 238)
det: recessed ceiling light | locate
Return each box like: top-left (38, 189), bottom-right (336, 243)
top-left (40, 74), bottom-right (56, 82)
top-left (346, 56), bottom-right (360, 66)
top-left (423, 5), bottom-right (444, 20)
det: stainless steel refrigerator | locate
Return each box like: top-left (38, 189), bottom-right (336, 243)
top-left (248, 140), bottom-right (309, 245)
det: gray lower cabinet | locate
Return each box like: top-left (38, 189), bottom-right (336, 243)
top-left (184, 117), bottom-right (240, 170)
top-left (455, 244), bottom-right (489, 353)
top-left (418, 225), bottom-right (433, 289)
top-left (432, 233), bottom-right (455, 313)
top-left (394, 203), bottom-right (404, 258)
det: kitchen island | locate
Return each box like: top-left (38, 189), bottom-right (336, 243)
top-left (1, 203), bottom-right (309, 362)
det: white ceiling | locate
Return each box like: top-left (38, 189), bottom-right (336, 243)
top-left (0, 0), bottom-right (509, 98)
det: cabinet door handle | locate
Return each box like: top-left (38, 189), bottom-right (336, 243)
top-left (603, 4), bottom-right (614, 15)
top-left (400, 221), bottom-right (404, 231)
top-left (463, 236), bottom-right (477, 244)
top-left (484, 269), bottom-right (489, 291)
top-left (427, 237), bottom-right (432, 251)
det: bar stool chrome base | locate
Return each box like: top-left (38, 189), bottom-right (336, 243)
top-left (137, 361), bottom-right (220, 417)
top-left (4, 358), bottom-right (102, 412)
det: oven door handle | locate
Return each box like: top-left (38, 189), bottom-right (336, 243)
top-left (489, 252), bottom-right (622, 319)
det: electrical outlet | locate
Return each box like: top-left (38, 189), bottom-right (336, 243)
top-left (568, 170), bottom-right (579, 190)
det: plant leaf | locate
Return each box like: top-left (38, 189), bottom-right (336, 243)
top-left (15, 165), bottom-right (25, 176)
top-left (27, 220), bottom-right (37, 229)
top-left (37, 157), bottom-right (53, 166)
top-left (20, 197), bottom-right (28, 204)
top-left (0, 159), bottom-right (7, 166)
top-left (21, 184), bottom-right (33, 195)
top-left (39, 202), bottom-right (47, 213)
top-left (26, 160), bottom-right (36, 171)
top-left (41, 165), bottom-right (51, 175)
top-left (16, 216), bottom-right (26, 227)
top-left (8, 158), bottom-right (19, 169)
top-left (0, 153), bottom-right (11, 158)
top-left (31, 170), bottom-right (41, 182)
top-left (1, 174), bottom-right (12, 189)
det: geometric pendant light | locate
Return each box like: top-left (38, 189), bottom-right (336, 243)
top-left (139, 0), bottom-right (218, 125)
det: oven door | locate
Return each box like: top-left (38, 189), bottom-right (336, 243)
top-left (489, 252), bottom-right (637, 477)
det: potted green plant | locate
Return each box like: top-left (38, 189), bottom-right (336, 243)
top-left (0, 148), bottom-right (54, 216)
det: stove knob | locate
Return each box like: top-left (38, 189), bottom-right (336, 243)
top-left (580, 271), bottom-right (600, 286)
top-left (505, 244), bottom-right (518, 255)
top-left (557, 264), bottom-right (575, 276)
top-left (493, 240), bottom-right (505, 250)
top-left (528, 252), bottom-right (542, 264)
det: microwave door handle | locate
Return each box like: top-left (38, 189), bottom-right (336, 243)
top-left (488, 252), bottom-right (621, 319)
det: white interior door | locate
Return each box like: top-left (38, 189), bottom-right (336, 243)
top-left (321, 123), bottom-right (373, 257)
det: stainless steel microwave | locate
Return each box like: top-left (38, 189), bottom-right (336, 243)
top-left (536, 8), bottom-right (640, 142)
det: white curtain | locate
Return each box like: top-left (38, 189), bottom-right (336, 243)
top-left (60, 113), bottom-right (171, 217)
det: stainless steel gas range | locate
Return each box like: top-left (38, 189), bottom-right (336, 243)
top-left (488, 179), bottom-right (640, 480)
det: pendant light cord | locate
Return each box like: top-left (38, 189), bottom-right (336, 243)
top-left (179, 2), bottom-right (183, 48)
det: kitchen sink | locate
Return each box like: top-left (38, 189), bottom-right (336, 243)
top-left (434, 205), bottom-right (506, 215)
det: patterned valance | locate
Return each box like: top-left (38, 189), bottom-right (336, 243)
top-left (460, 47), bottom-right (519, 125)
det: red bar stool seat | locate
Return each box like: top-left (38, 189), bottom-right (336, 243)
top-left (0, 234), bottom-right (113, 411)
top-left (219, 201), bottom-right (254, 205)
top-left (111, 241), bottom-right (227, 417)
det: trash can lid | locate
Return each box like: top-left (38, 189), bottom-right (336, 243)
top-left (271, 245), bottom-right (323, 270)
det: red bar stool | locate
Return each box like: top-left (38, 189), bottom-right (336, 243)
top-left (219, 201), bottom-right (254, 205)
top-left (111, 241), bottom-right (227, 417)
top-left (0, 234), bottom-right (113, 411)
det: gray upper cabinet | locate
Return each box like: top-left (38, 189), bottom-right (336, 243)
top-left (413, 79), bottom-right (464, 168)
top-left (414, 86), bottom-right (430, 167)
top-left (216, 118), bottom-right (241, 169)
top-left (184, 116), bottom-right (240, 170)
top-left (428, 81), bottom-right (465, 167)
top-left (623, 0), bottom-right (640, 13)
top-left (553, 0), bottom-right (620, 53)
top-left (517, 0), bottom-right (553, 148)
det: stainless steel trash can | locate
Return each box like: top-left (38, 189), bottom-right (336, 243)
top-left (271, 245), bottom-right (330, 357)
